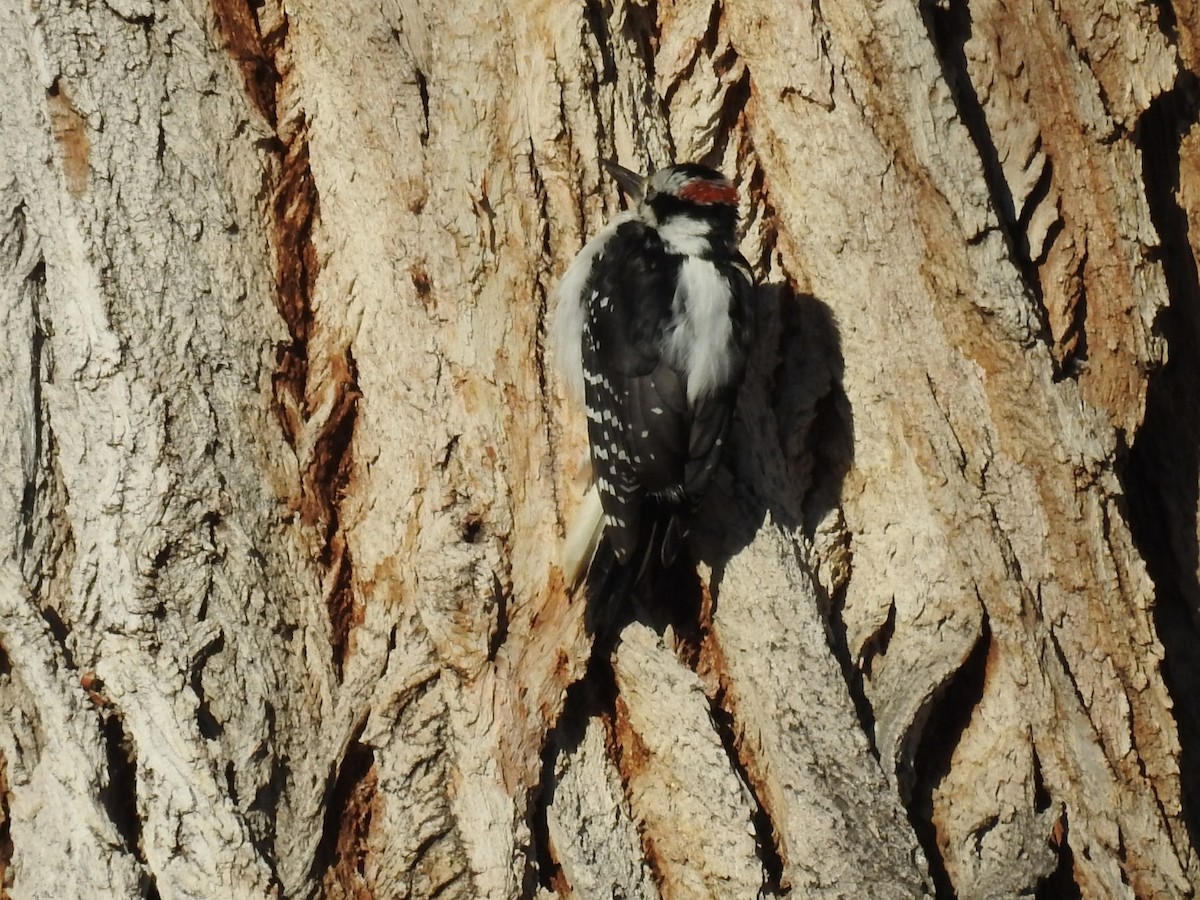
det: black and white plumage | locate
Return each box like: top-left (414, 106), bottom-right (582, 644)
top-left (553, 160), bottom-right (754, 596)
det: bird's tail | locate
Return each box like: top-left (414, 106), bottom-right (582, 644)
top-left (562, 483), bottom-right (606, 592)
top-left (562, 486), bottom-right (688, 634)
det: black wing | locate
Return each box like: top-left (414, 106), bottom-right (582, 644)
top-left (581, 223), bottom-right (752, 564)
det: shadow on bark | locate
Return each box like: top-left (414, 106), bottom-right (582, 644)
top-left (700, 284), bottom-right (859, 715)
top-left (1123, 71), bottom-right (1200, 851)
top-left (697, 284), bottom-right (853, 561)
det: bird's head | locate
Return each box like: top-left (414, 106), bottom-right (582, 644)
top-left (603, 160), bottom-right (740, 250)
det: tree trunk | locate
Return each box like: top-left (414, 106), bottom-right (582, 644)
top-left (1, 0), bottom-right (1197, 896)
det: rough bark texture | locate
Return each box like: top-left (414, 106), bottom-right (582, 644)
top-left (1, 0), bottom-right (1198, 896)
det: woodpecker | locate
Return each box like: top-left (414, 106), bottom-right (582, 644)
top-left (553, 160), bottom-right (754, 599)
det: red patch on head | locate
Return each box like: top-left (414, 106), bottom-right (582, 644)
top-left (678, 179), bottom-right (738, 206)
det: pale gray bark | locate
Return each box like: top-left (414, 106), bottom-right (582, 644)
top-left (1, 0), bottom-right (1197, 897)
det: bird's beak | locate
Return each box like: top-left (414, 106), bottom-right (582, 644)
top-left (602, 159), bottom-right (647, 202)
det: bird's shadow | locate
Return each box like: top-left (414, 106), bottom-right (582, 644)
top-left (631, 280), bottom-right (856, 647)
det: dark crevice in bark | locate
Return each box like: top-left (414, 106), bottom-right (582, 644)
top-left (101, 711), bottom-right (155, 900)
top-left (486, 572), bottom-right (510, 661)
top-left (656, 0), bottom-right (750, 169)
top-left (825, 567), bottom-right (884, 792)
top-left (1053, 248), bottom-right (1090, 382)
top-left (274, 139), bottom-right (361, 687)
top-left (38, 606), bottom-right (74, 669)
top-left (659, 568), bottom-right (788, 893)
top-left (659, 0), bottom-right (724, 112)
top-left (312, 359), bottom-right (361, 677)
top-left (190, 632), bottom-right (226, 740)
top-left (1016, 148), bottom-right (1054, 246)
top-left (906, 616), bottom-right (993, 899)
top-left (530, 719), bottom-right (569, 892)
top-left (210, 0), bottom-right (282, 127)
top-left (315, 736), bottom-right (377, 893)
top-left (20, 259), bottom-right (83, 672)
top-left (620, 0), bottom-right (661, 101)
top-left (706, 685), bottom-right (787, 895)
top-left (527, 140), bottom-right (569, 554)
top-left (270, 134), bottom-right (319, 437)
top-left (1122, 69), bottom-right (1200, 849)
top-left (582, 0), bottom-right (618, 86)
top-left (213, 0), bottom-right (363, 679)
top-left (415, 67), bottom-right (431, 145)
top-left (0, 652), bottom-right (10, 895)
top-left (19, 256), bottom-right (45, 561)
top-left (0, 747), bottom-right (10, 899)
top-left (1150, 0), bottom-right (1179, 48)
top-left (1036, 808), bottom-right (1082, 899)
top-left (920, 0), bottom-right (1058, 355)
top-left (101, 715), bottom-right (140, 858)
top-left (618, 0), bottom-right (675, 165)
top-left (1031, 745), bottom-right (1052, 813)
top-left (708, 67), bottom-right (753, 175)
top-left (247, 702), bottom-right (287, 882)
top-left (316, 434), bottom-right (357, 672)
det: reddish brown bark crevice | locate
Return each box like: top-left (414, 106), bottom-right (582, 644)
top-left (609, 693), bottom-right (651, 780)
top-left (208, 0), bottom-right (281, 127)
top-left (271, 117), bottom-right (362, 686)
top-left (324, 540), bottom-right (359, 680)
top-left (211, 0), bottom-right (363, 676)
top-left (606, 693), bottom-right (667, 891)
top-left (271, 135), bottom-right (319, 364)
top-left (693, 588), bottom-right (787, 895)
top-left (299, 350), bottom-right (360, 550)
top-left (318, 740), bottom-right (379, 899)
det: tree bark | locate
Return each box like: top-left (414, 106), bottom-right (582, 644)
top-left (1, 0), bottom-right (1197, 896)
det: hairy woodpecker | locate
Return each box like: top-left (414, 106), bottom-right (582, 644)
top-left (553, 160), bottom-right (754, 597)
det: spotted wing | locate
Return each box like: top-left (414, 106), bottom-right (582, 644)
top-left (580, 222), bottom-right (684, 563)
